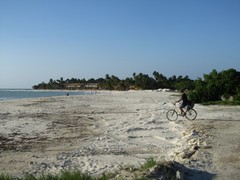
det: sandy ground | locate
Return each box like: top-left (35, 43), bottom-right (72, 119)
top-left (0, 91), bottom-right (240, 179)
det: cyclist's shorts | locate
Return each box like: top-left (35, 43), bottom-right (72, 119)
top-left (180, 103), bottom-right (187, 108)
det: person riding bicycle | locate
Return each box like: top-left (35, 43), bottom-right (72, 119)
top-left (175, 89), bottom-right (189, 116)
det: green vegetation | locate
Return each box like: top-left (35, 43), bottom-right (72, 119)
top-left (188, 68), bottom-right (240, 103)
top-left (140, 157), bottom-right (157, 171)
top-left (32, 71), bottom-right (194, 91)
top-left (33, 68), bottom-right (240, 104)
top-left (0, 159), bottom-right (177, 180)
top-left (0, 171), bottom-right (109, 180)
top-left (0, 174), bottom-right (11, 180)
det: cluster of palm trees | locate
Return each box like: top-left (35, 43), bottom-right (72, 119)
top-left (33, 68), bottom-right (240, 103)
top-left (32, 71), bottom-right (194, 91)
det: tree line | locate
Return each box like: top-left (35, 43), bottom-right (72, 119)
top-left (32, 71), bottom-right (194, 91)
top-left (188, 68), bottom-right (240, 103)
top-left (33, 68), bottom-right (240, 103)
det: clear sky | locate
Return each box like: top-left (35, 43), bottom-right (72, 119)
top-left (0, 0), bottom-right (240, 88)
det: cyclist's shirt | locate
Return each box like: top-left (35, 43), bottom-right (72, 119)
top-left (182, 93), bottom-right (188, 105)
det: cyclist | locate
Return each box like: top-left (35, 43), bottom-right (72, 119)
top-left (175, 89), bottom-right (189, 116)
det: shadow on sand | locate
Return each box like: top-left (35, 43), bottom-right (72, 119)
top-left (147, 161), bottom-right (216, 180)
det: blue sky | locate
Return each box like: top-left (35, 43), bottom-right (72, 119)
top-left (0, 0), bottom-right (240, 88)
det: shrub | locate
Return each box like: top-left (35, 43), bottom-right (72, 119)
top-left (140, 157), bottom-right (157, 170)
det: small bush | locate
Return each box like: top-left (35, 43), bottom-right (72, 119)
top-left (0, 174), bottom-right (11, 180)
top-left (140, 157), bottom-right (157, 171)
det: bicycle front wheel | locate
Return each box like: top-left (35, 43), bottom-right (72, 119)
top-left (186, 109), bottom-right (197, 120)
top-left (166, 109), bottom-right (178, 121)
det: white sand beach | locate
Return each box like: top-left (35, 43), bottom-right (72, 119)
top-left (0, 91), bottom-right (240, 179)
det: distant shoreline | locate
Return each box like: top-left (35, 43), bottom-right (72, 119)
top-left (0, 89), bottom-right (93, 101)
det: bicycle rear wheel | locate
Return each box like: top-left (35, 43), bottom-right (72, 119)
top-left (185, 109), bottom-right (197, 120)
top-left (166, 109), bottom-right (178, 121)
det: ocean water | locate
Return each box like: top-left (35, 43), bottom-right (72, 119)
top-left (0, 89), bottom-right (91, 101)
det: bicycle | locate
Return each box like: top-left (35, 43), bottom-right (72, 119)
top-left (166, 103), bottom-right (197, 121)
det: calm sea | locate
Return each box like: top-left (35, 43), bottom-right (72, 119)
top-left (0, 89), bottom-right (91, 101)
